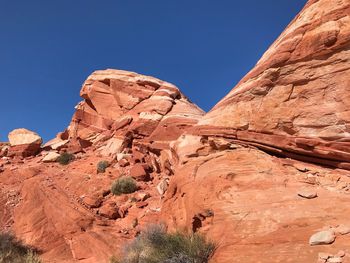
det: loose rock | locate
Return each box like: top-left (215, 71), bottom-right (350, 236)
top-left (298, 188), bottom-right (317, 199)
top-left (309, 230), bottom-right (336, 245)
top-left (42, 152), bottom-right (61, 163)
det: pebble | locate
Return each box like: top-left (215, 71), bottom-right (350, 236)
top-left (298, 188), bottom-right (317, 199)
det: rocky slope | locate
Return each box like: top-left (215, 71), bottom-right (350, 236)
top-left (1, 0), bottom-right (350, 263)
top-left (161, 0), bottom-right (350, 262)
top-left (0, 71), bottom-right (204, 263)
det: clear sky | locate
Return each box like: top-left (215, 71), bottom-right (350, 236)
top-left (0, 0), bottom-right (306, 142)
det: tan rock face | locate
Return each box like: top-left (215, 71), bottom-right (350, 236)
top-left (191, 0), bottom-right (350, 170)
top-left (7, 129), bottom-right (42, 157)
top-left (8, 128), bottom-right (42, 146)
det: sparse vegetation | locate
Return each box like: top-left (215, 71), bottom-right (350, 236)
top-left (0, 232), bottom-right (41, 263)
top-left (97, 160), bottom-right (110, 173)
top-left (111, 176), bottom-right (138, 196)
top-left (110, 224), bottom-right (215, 263)
top-left (56, 152), bottom-right (75, 165)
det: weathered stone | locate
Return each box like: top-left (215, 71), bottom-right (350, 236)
top-left (334, 224), bottom-right (350, 235)
top-left (42, 152), bottom-right (61, 163)
top-left (82, 195), bottom-right (103, 208)
top-left (8, 128), bottom-right (42, 146)
top-left (135, 201), bottom-right (148, 208)
top-left (157, 179), bottom-right (168, 196)
top-left (130, 164), bottom-right (149, 181)
top-left (7, 129), bottom-right (42, 157)
top-left (133, 192), bottom-right (150, 202)
top-left (99, 137), bottom-right (128, 157)
top-left (118, 158), bottom-right (130, 167)
top-left (318, 252), bottom-right (331, 260)
top-left (67, 69), bottom-right (204, 146)
top-left (336, 250), bottom-right (346, 258)
top-left (297, 188), bottom-right (318, 199)
top-left (328, 257), bottom-right (343, 263)
top-left (99, 202), bottom-right (119, 219)
top-left (309, 230), bottom-right (336, 246)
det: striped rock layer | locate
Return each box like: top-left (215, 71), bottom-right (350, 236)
top-left (190, 0), bottom-right (350, 170)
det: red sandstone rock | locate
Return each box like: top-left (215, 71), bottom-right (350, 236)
top-left (191, 0), bottom-right (350, 170)
top-left (1, 2), bottom-right (350, 263)
top-left (82, 194), bottom-right (103, 208)
top-left (135, 201), bottom-right (148, 209)
top-left (99, 202), bottom-right (119, 219)
top-left (118, 158), bottom-right (130, 167)
top-left (67, 69), bottom-right (204, 149)
top-left (160, 2), bottom-right (350, 263)
top-left (130, 163), bottom-right (149, 181)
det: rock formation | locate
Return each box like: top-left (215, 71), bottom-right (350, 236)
top-left (192, 0), bottom-right (350, 170)
top-left (67, 69), bottom-right (204, 152)
top-left (161, 0), bottom-right (350, 262)
top-left (0, 71), bottom-right (205, 263)
top-left (1, 0), bottom-right (350, 263)
top-left (7, 128), bottom-right (42, 157)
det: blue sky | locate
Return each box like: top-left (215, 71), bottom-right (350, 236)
top-left (0, 0), bottom-right (306, 142)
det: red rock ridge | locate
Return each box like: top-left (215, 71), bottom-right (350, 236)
top-left (190, 0), bottom-right (350, 169)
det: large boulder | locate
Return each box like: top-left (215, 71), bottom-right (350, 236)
top-left (8, 128), bottom-right (42, 157)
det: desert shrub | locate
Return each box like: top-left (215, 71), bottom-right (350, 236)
top-left (97, 160), bottom-right (110, 173)
top-left (111, 176), bottom-right (138, 196)
top-left (115, 224), bottom-right (215, 263)
top-left (0, 232), bottom-right (41, 263)
top-left (109, 256), bottom-right (120, 263)
top-left (56, 152), bottom-right (75, 165)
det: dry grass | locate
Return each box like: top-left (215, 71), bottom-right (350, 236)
top-left (0, 232), bottom-right (41, 263)
top-left (111, 224), bottom-right (215, 263)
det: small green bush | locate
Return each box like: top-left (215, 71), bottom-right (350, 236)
top-left (111, 176), bottom-right (138, 196)
top-left (97, 160), bottom-right (109, 173)
top-left (114, 224), bottom-right (215, 263)
top-left (56, 152), bottom-right (75, 165)
top-left (0, 232), bottom-right (41, 263)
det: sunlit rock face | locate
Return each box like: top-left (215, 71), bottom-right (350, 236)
top-left (68, 69), bottom-right (204, 148)
top-left (1, 1), bottom-right (350, 263)
top-left (191, 0), bottom-right (350, 169)
top-left (161, 1), bottom-right (350, 263)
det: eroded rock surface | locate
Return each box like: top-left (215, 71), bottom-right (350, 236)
top-left (161, 1), bottom-right (350, 262)
top-left (1, 1), bottom-right (350, 263)
top-left (8, 128), bottom-right (42, 157)
top-left (67, 69), bottom-right (204, 158)
top-left (191, 0), bottom-right (350, 170)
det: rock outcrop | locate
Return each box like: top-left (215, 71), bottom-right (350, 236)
top-left (0, 70), bottom-right (205, 263)
top-left (191, 0), bottom-right (350, 170)
top-left (67, 69), bottom-right (204, 157)
top-left (161, 1), bottom-right (350, 262)
top-left (7, 128), bottom-right (42, 157)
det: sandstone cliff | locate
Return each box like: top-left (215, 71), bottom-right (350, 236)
top-left (1, 1), bottom-right (350, 263)
top-left (192, 0), bottom-right (350, 170)
top-left (161, 0), bottom-right (350, 262)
